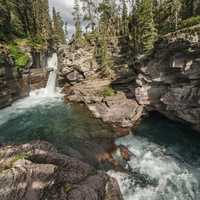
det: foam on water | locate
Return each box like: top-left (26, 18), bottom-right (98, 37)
top-left (108, 133), bottom-right (200, 200)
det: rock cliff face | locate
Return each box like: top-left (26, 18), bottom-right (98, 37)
top-left (58, 44), bottom-right (99, 86)
top-left (135, 27), bottom-right (200, 131)
top-left (0, 46), bottom-right (48, 108)
top-left (0, 141), bottom-right (123, 200)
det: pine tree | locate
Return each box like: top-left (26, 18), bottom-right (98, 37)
top-left (137, 0), bottom-right (157, 53)
top-left (52, 7), bottom-right (65, 44)
top-left (81, 0), bottom-right (96, 31)
top-left (98, 0), bottom-right (112, 34)
top-left (39, 0), bottom-right (51, 40)
top-left (181, 0), bottom-right (194, 19)
top-left (159, 0), bottom-right (182, 33)
top-left (96, 0), bottom-right (114, 75)
top-left (0, 0), bottom-right (12, 40)
top-left (73, 0), bottom-right (82, 40)
top-left (129, 2), bottom-right (140, 54)
top-left (121, 0), bottom-right (128, 36)
top-left (64, 22), bottom-right (68, 40)
top-left (194, 0), bottom-right (200, 15)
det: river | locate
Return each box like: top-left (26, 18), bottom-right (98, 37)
top-left (0, 54), bottom-right (200, 200)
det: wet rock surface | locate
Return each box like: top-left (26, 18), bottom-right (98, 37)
top-left (0, 141), bottom-right (123, 200)
top-left (29, 68), bottom-right (48, 90)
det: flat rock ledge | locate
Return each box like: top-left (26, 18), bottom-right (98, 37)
top-left (64, 79), bottom-right (143, 129)
top-left (0, 141), bottom-right (123, 200)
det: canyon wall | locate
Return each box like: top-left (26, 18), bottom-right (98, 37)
top-left (135, 26), bottom-right (200, 131)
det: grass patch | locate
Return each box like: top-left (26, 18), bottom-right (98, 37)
top-left (12, 37), bottom-right (47, 51)
top-left (28, 36), bottom-right (47, 50)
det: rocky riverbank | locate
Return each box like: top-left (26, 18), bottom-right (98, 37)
top-left (0, 141), bottom-right (123, 200)
top-left (58, 43), bottom-right (143, 130)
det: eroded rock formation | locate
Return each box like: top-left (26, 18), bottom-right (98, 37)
top-left (135, 27), bottom-right (200, 131)
top-left (64, 78), bottom-right (143, 128)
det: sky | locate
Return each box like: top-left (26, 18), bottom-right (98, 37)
top-left (49, 0), bottom-right (75, 36)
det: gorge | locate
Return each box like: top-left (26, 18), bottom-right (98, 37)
top-left (0, 0), bottom-right (200, 200)
top-left (1, 33), bottom-right (200, 199)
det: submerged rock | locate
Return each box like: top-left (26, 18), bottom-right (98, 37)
top-left (0, 141), bottom-right (123, 200)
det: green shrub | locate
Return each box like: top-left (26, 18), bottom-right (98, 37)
top-left (8, 44), bottom-right (29, 69)
top-left (101, 86), bottom-right (115, 97)
top-left (178, 16), bottom-right (200, 29)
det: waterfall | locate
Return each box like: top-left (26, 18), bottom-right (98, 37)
top-left (45, 53), bottom-right (58, 96)
top-left (0, 53), bottom-right (63, 126)
top-left (30, 53), bottom-right (59, 98)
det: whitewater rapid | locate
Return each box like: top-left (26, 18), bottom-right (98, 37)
top-left (108, 131), bottom-right (200, 200)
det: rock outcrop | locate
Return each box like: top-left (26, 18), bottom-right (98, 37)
top-left (65, 79), bottom-right (143, 128)
top-left (59, 42), bottom-right (143, 129)
top-left (135, 27), bottom-right (200, 131)
top-left (0, 141), bottom-right (123, 200)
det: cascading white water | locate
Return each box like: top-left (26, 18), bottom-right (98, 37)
top-left (45, 53), bottom-right (58, 96)
top-left (108, 133), bottom-right (200, 200)
top-left (30, 53), bottom-right (59, 98)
